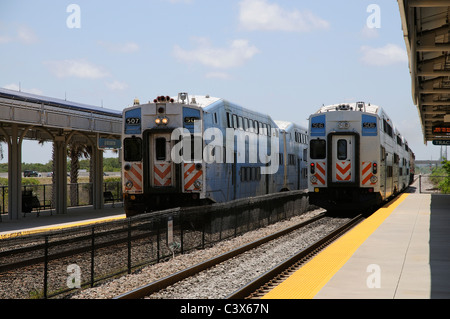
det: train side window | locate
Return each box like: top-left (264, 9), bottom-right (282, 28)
top-left (214, 112), bottom-right (218, 124)
top-left (310, 139), bottom-right (326, 159)
top-left (226, 112), bottom-right (232, 128)
top-left (232, 114), bottom-right (238, 129)
top-left (337, 139), bottom-right (347, 160)
top-left (238, 116), bottom-right (244, 130)
top-left (124, 137), bottom-right (142, 162)
top-left (155, 137), bottom-right (166, 161)
top-left (244, 118), bottom-right (249, 131)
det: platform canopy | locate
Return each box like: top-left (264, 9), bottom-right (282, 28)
top-left (0, 87), bottom-right (123, 219)
top-left (399, 0), bottom-right (450, 143)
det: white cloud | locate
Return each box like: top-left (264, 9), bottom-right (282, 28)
top-left (173, 38), bottom-right (259, 69)
top-left (360, 44), bottom-right (408, 66)
top-left (106, 80), bottom-right (128, 91)
top-left (98, 41), bottom-right (139, 53)
top-left (360, 26), bottom-right (379, 39)
top-left (0, 25), bottom-right (37, 44)
top-left (239, 0), bottom-right (329, 32)
top-left (3, 83), bottom-right (43, 95)
top-left (17, 26), bottom-right (38, 44)
top-left (44, 59), bottom-right (109, 79)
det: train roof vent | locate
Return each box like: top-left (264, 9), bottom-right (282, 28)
top-left (336, 104), bottom-right (351, 111)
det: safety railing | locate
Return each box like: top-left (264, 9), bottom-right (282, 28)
top-left (0, 181), bottom-right (122, 216)
top-left (0, 190), bottom-right (314, 299)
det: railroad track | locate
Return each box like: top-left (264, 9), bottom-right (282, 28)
top-left (227, 214), bottom-right (364, 299)
top-left (115, 213), bottom-right (363, 299)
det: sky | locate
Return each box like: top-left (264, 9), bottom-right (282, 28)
top-left (0, 0), bottom-right (445, 163)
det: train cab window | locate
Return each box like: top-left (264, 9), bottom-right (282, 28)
top-left (124, 137), bottom-right (142, 162)
top-left (310, 139), bottom-right (326, 159)
top-left (155, 137), bottom-right (167, 161)
top-left (337, 139), bottom-right (347, 160)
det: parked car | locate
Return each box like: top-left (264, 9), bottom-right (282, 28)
top-left (24, 170), bottom-right (42, 177)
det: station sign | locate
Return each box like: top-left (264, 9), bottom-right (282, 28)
top-left (432, 124), bottom-right (450, 135)
top-left (432, 140), bottom-right (450, 146)
top-left (98, 137), bottom-right (122, 150)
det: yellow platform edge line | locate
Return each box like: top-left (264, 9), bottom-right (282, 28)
top-left (262, 193), bottom-right (410, 299)
top-left (0, 215), bottom-right (126, 240)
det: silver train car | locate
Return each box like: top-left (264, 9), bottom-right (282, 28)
top-left (307, 102), bottom-right (415, 212)
top-left (122, 93), bottom-right (308, 217)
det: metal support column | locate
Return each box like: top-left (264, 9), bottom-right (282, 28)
top-left (91, 146), bottom-right (104, 210)
top-left (7, 124), bottom-right (22, 220)
top-left (54, 136), bottom-right (67, 214)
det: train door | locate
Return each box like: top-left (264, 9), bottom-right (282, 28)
top-left (331, 135), bottom-right (355, 183)
top-left (150, 133), bottom-right (174, 188)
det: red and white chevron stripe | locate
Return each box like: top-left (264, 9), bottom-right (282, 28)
top-left (184, 163), bottom-right (203, 191)
top-left (124, 163), bottom-right (143, 193)
top-left (336, 161), bottom-right (352, 181)
top-left (312, 162), bottom-right (326, 185)
top-left (154, 163), bottom-right (172, 187)
top-left (361, 162), bottom-right (376, 186)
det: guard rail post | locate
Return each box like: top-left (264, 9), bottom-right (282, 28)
top-left (43, 236), bottom-right (49, 299)
top-left (90, 227), bottom-right (95, 287)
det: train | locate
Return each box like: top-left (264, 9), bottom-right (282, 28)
top-left (307, 102), bottom-right (415, 213)
top-left (122, 93), bottom-right (308, 217)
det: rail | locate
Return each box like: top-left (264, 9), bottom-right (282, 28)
top-left (115, 213), bottom-right (325, 299)
top-left (226, 214), bottom-right (364, 299)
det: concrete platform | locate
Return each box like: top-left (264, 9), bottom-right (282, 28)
top-left (263, 193), bottom-right (450, 299)
top-left (0, 205), bottom-right (126, 238)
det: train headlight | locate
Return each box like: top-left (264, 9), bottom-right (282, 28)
top-left (155, 117), bottom-right (169, 125)
top-left (125, 180), bottom-right (133, 189)
top-left (370, 176), bottom-right (378, 183)
top-left (338, 121), bottom-right (350, 129)
top-left (310, 175), bottom-right (317, 183)
top-left (193, 180), bottom-right (202, 189)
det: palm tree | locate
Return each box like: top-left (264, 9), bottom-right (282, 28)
top-left (68, 142), bottom-right (90, 206)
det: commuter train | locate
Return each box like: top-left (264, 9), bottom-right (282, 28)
top-left (122, 93), bottom-right (308, 217)
top-left (307, 102), bottom-right (415, 212)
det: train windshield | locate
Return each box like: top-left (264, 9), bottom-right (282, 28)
top-left (155, 137), bottom-right (167, 161)
top-left (310, 139), bottom-right (326, 159)
top-left (337, 139), bottom-right (347, 160)
top-left (124, 137), bottom-right (142, 161)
